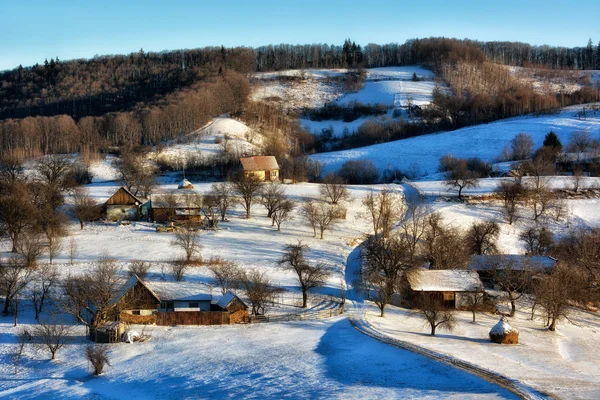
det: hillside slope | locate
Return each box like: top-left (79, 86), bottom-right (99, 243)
top-left (311, 104), bottom-right (600, 178)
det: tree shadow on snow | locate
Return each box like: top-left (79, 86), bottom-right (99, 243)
top-left (314, 318), bottom-right (518, 398)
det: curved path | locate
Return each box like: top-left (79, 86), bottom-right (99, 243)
top-left (342, 183), bottom-right (547, 400)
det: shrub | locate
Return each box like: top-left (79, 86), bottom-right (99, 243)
top-left (338, 159), bottom-right (379, 184)
top-left (86, 345), bottom-right (110, 376)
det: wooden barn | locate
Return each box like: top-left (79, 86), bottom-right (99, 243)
top-left (469, 255), bottom-right (557, 288)
top-left (111, 275), bottom-right (248, 326)
top-left (240, 156), bottom-right (280, 182)
top-left (150, 187), bottom-right (203, 224)
top-left (104, 186), bottom-right (145, 221)
top-left (402, 268), bottom-right (484, 310)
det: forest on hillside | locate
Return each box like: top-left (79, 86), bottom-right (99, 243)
top-left (1, 37), bottom-right (599, 159)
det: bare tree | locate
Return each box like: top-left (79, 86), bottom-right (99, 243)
top-left (15, 231), bottom-right (44, 268)
top-left (34, 317), bottom-right (72, 360)
top-left (482, 256), bottom-right (533, 316)
top-left (444, 160), bottom-right (479, 200)
top-left (0, 258), bottom-right (32, 316)
top-left (173, 224), bottom-right (201, 263)
top-left (161, 192), bottom-right (181, 224)
top-left (571, 167), bottom-right (585, 193)
top-left (127, 260), bottom-right (150, 279)
top-left (398, 197), bottom-right (428, 265)
top-left (279, 242), bottom-right (332, 308)
top-left (0, 186), bottom-right (37, 252)
top-left (31, 264), bottom-right (59, 320)
top-left (68, 237), bottom-right (77, 264)
top-left (272, 199), bottom-right (295, 231)
top-left (237, 269), bottom-right (280, 315)
top-left (170, 260), bottom-right (188, 282)
top-left (319, 173), bottom-right (350, 205)
top-left (314, 202), bottom-right (339, 239)
top-left (422, 213), bottom-right (468, 269)
top-left (114, 151), bottom-right (156, 198)
top-left (464, 292), bottom-right (486, 322)
top-left (534, 267), bottom-right (582, 331)
top-left (359, 234), bottom-right (412, 317)
top-left (519, 226), bottom-right (554, 256)
top-left (567, 131), bottom-right (592, 161)
top-left (362, 189), bottom-right (405, 238)
top-left (0, 155), bottom-right (26, 189)
top-left (209, 182), bottom-right (238, 221)
top-left (414, 292), bottom-right (456, 336)
top-left (86, 345), bottom-right (111, 376)
top-left (301, 201), bottom-right (319, 237)
top-left (34, 155), bottom-right (72, 191)
top-left (465, 221), bottom-right (500, 255)
top-left (61, 258), bottom-right (122, 328)
top-left (495, 180), bottom-right (523, 225)
top-left (208, 261), bottom-right (240, 294)
top-left (511, 132), bottom-right (534, 160)
top-left (232, 173), bottom-right (263, 219)
top-left (72, 188), bottom-right (101, 229)
top-left (260, 183), bottom-right (285, 218)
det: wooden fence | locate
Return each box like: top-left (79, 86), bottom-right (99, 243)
top-left (156, 311), bottom-right (229, 326)
top-left (250, 302), bottom-right (345, 323)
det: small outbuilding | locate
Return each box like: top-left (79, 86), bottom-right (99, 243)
top-left (402, 268), bottom-right (485, 310)
top-left (150, 188), bottom-right (203, 224)
top-left (104, 186), bottom-right (145, 221)
top-left (240, 156), bottom-right (279, 182)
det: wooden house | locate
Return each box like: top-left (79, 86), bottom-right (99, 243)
top-left (240, 156), bottom-right (280, 182)
top-left (402, 268), bottom-right (484, 310)
top-left (469, 255), bottom-right (557, 288)
top-left (150, 186), bottom-right (203, 224)
top-left (112, 275), bottom-right (248, 326)
top-left (104, 186), bottom-right (145, 221)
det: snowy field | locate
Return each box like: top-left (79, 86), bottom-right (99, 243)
top-left (299, 66), bottom-right (441, 137)
top-left (0, 313), bottom-right (516, 399)
top-left (156, 116), bottom-right (260, 162)
top-left (365, 298), bottom-right (600, 399)
top-left (312, 104), bottom-right (600, 177)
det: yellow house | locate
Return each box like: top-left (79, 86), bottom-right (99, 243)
top-left (240, 156), bottom-right (280, 181)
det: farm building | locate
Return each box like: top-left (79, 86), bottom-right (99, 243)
top-left (401, 268), bottom-right (485, 310)
top-left (469, 255), bottom-right (557, 288)
top-left (149, 184), bottom-right (203, 224)
top-left (240, 156), bottom-right (280, 181)
top-left (104, 186), bottom-right (146, 221)
top-left (112, 275), bottom-right (248, 326)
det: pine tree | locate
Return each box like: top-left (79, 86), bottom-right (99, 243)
top-left (543, 131), bottom-right (562, 151)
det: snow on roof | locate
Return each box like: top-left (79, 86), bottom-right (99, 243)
top-left (144, 280), bottom-right (213, 301)
top-left (490, 317), bottom-right (519, 335)
top-left (406, 268), bottom-right (483, 292)
top-left (469, 255), bottom-right (557, 272)
top-left (150, 188), bottom-right (201, 209)
top-left (240, 156), bottom-right (279, 171)
top-left (215, 291), bottom-right (240, 309)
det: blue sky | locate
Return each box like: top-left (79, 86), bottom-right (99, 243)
top-left (1, 0), bottom-right (599, 71)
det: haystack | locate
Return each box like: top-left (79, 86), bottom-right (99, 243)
top-left (178, 179), bottom-right (194, 189)
top-left (489, 317), bottom-right (519, 344)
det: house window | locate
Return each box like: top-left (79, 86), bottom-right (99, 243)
top-left (132, 310), bottom-right (141, 315)
top-left (189, 302), bottom-right (199, 308)
top-left (443, 292), bottom-right (455, 301)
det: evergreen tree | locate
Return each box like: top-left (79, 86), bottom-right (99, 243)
top-left (543, 131), bottom-right (562, 151)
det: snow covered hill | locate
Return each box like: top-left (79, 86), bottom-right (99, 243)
top-left (155, 116), bottom-right (261, 163)
top-left (311, 104), bottom-right (600, 178)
